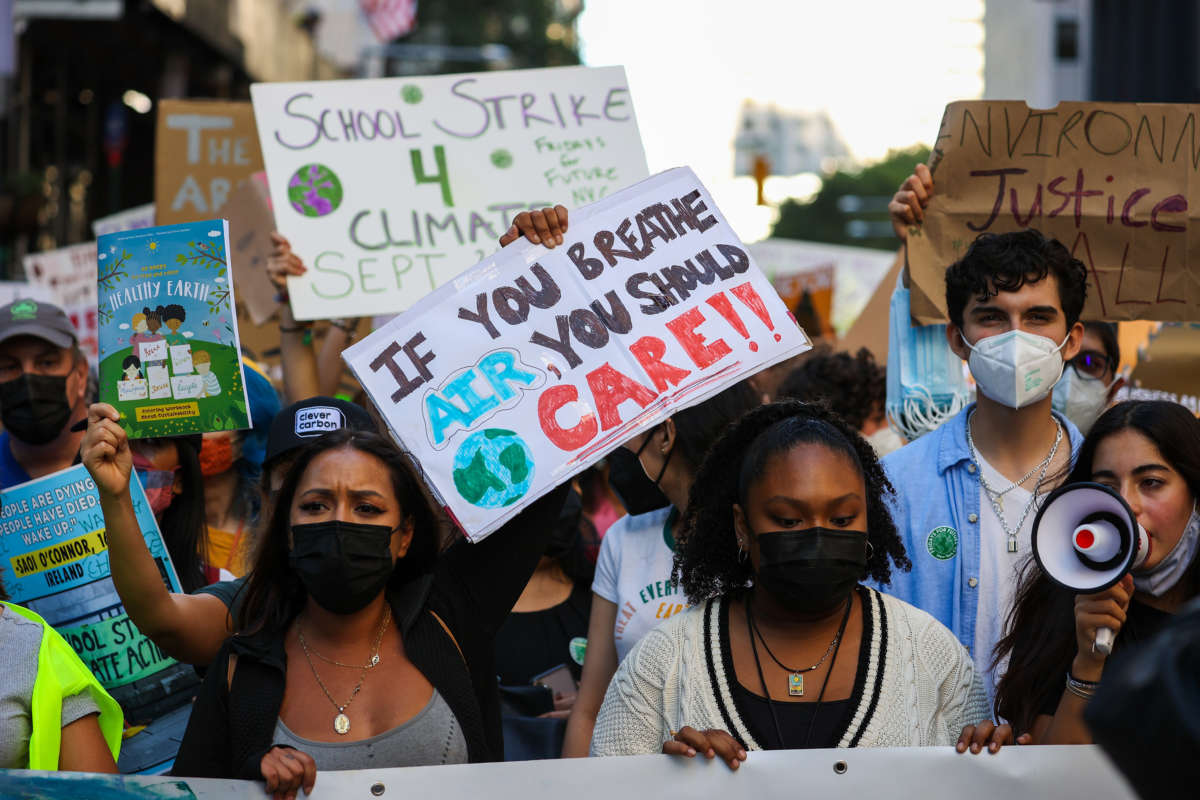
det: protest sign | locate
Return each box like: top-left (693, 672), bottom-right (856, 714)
top-left (907, 100), bottom-right (1200, 324)
top-left (251, 65), bottom-right (650, 320)
top-left (154, 99), bottom-right (265, 226)
top-left (92, 203), bottom-right (155, 238)
top-left (0, 745), bottom-right (1138, 799)
top-left (223, 173), bottom-right (281, 325)
top-left (0, 280), bottom-right (56, 307)
top-left (23, 242), bottom-right (100, 364)
top-left (0, 465), bottom-right (182, 692)
top-left (345, 168), bottom-right (810, 540)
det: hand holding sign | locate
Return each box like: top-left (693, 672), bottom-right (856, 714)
top-left (81, 403), bottom-right (134, 499)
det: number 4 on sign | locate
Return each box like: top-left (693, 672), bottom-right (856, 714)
top-left (411, 145), bottom-right (453, 207)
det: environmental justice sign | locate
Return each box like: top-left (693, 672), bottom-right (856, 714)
top-left (345, 168), bottom-right (811, 540)
top-left (154, 100), bottom-right (265, 226)
top-left (906, 100), bottom-right (1200, 324)
top-left (251, 65), bottom-right (649, 320)
top-left (1, 464), bottom-right (182, 689)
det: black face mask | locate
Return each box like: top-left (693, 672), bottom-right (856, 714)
top-left (755, 527), bottom-right (868, 616)
top-left (0, 373), bottom-right (73, 445)
top-left (607, 444), bottom-right (669, 517)
top-left (289, 520), bottom-right (396, 615)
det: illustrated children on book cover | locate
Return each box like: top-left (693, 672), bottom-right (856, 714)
top-left (97, 220), bottom-right (251, 438)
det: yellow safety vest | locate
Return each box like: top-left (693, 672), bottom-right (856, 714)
top-left (1, 601), bottom-right (123, 770)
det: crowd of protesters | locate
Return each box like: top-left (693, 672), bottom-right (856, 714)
top-left (0, 167), bottom-right (1194, 800)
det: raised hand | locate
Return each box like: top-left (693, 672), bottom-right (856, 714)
top-left (81, 403), bottom-right (132, 499)
top-left (500, 206), bottom-right (569, 249)
top-left (888, 163), bottom-right (934, 241)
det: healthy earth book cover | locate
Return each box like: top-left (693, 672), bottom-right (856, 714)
top-left (97, 220), bottom-right (251, 438)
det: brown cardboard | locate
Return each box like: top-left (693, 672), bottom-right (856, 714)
top-left (907, 100), bottom-right (1200, 323)
top-left (154, 100), bottom-right (265, 226)
top-left (222, 177), bottom-right (280, 326)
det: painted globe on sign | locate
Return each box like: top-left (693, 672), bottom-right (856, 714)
top-left (287, 163), bottom-right (344, 217)
top-left (451, 428), bottom-right (535, 509)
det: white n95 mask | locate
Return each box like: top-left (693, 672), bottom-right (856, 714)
top-left (1051, 366), bottom-right (1114, 434)
top-left (962, 329), bottom-right (1069, 409)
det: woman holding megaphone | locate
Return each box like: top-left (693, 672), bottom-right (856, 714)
top-left (966, 400), bottom-right (1200, 751)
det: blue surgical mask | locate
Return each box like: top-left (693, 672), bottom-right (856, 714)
top-left (885, 276), bottom-right (969, 441)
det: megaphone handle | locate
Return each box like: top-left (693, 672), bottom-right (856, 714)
top-left (1093, 626), bottom-right (1115, 656)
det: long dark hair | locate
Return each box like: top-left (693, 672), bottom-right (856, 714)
top-left (673, 400), bottom-right (910, 604)
top-left (995, 401), bottom-right (1200, 731)
top-left (235, 429), bottom-right (438, 636)
top-left (144, 435), bottom-right (209, 593)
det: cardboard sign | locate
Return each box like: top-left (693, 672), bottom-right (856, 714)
top-left (154, 99), bottom-right (265, 226)
top-left (22, 243), bottom-right (100, 364)
top-left (345, 168), bottom-right (811, 540)
top-left (1, 465), bottom-right (182, 689)
top-left (222, 173), bottom-right (281, 325)
top-left (907, 100), bottom-right (1200, 324)
top-left (251, 65), bottom-right (650, 320)
top-left (0, 280), bottom-right (56, 307)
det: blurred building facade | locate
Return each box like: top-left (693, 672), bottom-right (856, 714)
top-left (0, 0), bottom-right (581, 277)
top-left (984, 0), bottom-right (1198, 106)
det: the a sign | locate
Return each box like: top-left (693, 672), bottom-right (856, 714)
top-left (92, 203), bottom-right (156, 238)
top-left (251, 65), bottom-right (649, 320)
top-left (345, 168), bottom-right (810, 540)
top-left (23, 242), bottom-right (100, 364)
top-left (154, 100), bottom-right (265, 226)
top-left (0, 280), bottom-right (57, 307)
top-left (0, 465), bottom-right (182, 690)
top-left (907, 100), bottom-right (1200, 323)
top-left (0, 746), bottom-right (1138, 799)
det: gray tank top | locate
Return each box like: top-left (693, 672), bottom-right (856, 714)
top-left (272, 689), bottom-right (468, 770)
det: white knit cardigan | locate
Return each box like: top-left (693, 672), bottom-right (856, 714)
top-left (590, 587), bottom-right (989, 755)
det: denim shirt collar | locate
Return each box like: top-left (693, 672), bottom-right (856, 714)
top-left (937, 402), bottom-right (1084, 475)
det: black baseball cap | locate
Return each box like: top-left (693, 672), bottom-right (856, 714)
top-left (0, 299), bottom-right (77, 349)
top-left (264, 396), bottom-right (376, 466)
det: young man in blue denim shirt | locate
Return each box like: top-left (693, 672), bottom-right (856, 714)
top-left (881, 167), bottom-right (1088, 706)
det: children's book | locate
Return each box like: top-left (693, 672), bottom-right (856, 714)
top-left (97, 220), bottom-right (251, 438)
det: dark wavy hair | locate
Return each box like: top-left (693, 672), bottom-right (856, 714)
top-left (945, 229), bottom-right (1088, 329)
top-left (777, 348), bottom-right (885, 431)
top-left (665, 380), bottom-right (761, 473)
top-left (994, 401), bottom-right (1200, 731)
top-left (673, 401), bottom-right (911, 604)
top-left (235, 429), bottom-right (438, 636)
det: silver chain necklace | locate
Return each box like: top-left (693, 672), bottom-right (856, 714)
top-left (966, 412), bottom-right (1063, 554)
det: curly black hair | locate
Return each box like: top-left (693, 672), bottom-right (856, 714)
top-left (776, 348), bottom-right (885, 431)
top-left (945, 228), bottom-right (1088, 330)
top-left (672, 400), bottom-right (910, 604)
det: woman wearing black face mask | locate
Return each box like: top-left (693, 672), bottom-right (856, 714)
top-left (590, 401), bottom-right (988, 766)
top-left (561, 382), bottom-right (759, 758)
top-left (83, 418), bottom-right (568, 796)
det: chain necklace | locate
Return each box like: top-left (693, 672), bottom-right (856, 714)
top-left (966, 411), bottom-right (1062, 554)
top-left (297, 606), bottom-right (392, 735)
top-left (747, 596), bottom-right (852, 697)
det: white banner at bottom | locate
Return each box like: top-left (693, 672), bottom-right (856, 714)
top-left (0, 746), bottom-right (1139, 799)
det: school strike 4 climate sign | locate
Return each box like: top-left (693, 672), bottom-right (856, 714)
top-left (907, 100), bottom-right (1200, 323)
top-left (346, 168), bottom-right (811, 540)
top-left (251, 65), bottom-right (649, 320)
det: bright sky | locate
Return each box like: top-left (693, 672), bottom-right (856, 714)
top-left (578, 0), bottom-right (985, 242)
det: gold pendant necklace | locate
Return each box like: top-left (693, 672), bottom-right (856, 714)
top-left (748, 598), bottom-right (853, 697)
top-left (297, 606), bottom-right (392, 735)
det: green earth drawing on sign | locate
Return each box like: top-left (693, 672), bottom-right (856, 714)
top-left (288, 163), bottom-right (344, 217)
top-left (452, 429), bottom-right (534, 509)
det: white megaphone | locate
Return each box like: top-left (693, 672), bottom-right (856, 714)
top-left (1031, 482), bottom-right (1150, 655)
